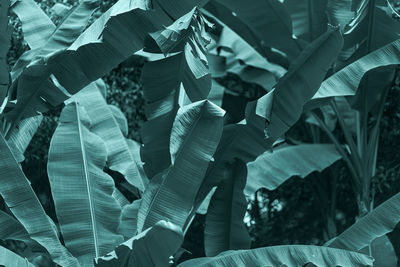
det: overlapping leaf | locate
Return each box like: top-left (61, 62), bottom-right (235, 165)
top-left (245, 144), bottom-right (342, 195)
top-left (247, 25), bottom-right (343, 140)
top-left (95, 220), bottom-right (183, 267)
top-left (70, 80), bottom-right (146, 192)
top-left (178, 245), bottom-right (373, 267)
top-left (138, 100), bottom-right (225, 232)
top-left (0, 133), bottom-right (79, 266)
top-left (47, 102), bottom-right (123, 265)
top-left (208, 0), bottom-right (303, 60)
top-left (0, 245), bottom-right (35, 267)
top-left (204, 160), bottom-right (251, 257)
top-left (328, 191), bottom-right (400, 251)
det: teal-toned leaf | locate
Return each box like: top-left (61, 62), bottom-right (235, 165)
top-left (247, 25), bottom-right (343, 140)
top-left (36, 0), bottom-right (99, 58)
top-left (95, 220), bottom-right (183, 267)
top-left (210, 0), bottom-right (302, 60)
top-left (0, 133), bottom-right (79, 266)
top-left (328, 191), bottom-right (400, 251)
top-left (140, 36), bottom-right (211, 177)
top-left (156, 0), bottom-right (208, 19)
top-left (138, 100), bottom-right (225, 232)
top-left (204, 160), bottom-right (251, 256)
top-left (326, 0), bottom-right (354, 31)
top-left (4, 0), bottom-right (168, 127)
top-left (178, 245), bottom-right (374, 267)
top-left (108, 104), bottom-right (128, 137)
top-left (309, 39), bottom-right (400, 106)
top-left (359, 235), bottom-right (398, 267)
top-left (10, 0), bottom-right (55, 49)
top-left (285, 0), bottom-right (328, 41)
top-left (70, 80), bottom-right (146, 191)
top-left (47, 102), bottom-right (123, 265)
top-left (5, 115), bottom-right (43, 162)
top-left (118, 199), bottom-right (141, 239)
top-left (245, 144), bottom-right (342, 194)
top-left (0, 245), bottom-right (35, 267)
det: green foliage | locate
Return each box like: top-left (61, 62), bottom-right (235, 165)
top-left (0, 0), bottom-right (399, 266)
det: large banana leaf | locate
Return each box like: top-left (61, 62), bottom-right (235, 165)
top-left (0, 245), bottom-right (35, 267)
top-left (47, 101), bottom-right (123, 266)
top-left (309, 39), bottom-right (400, 107)
top-left (70, 80), bottom-right (146, 192)
top-left (285, 0), bottom-right (328, 41)
top-left (328, 191), bottom-right (400, 251)
top-left (10, 0), bottom-right (55, 49)
top-left (359, 235), bottom-right (398, 267)
top-left (4, 0), bottom-right (169, 126)
top-left (10, 0), bottom-right (99, 83)
top-left (245, 144), bottom-right (342, 195)
top-left (95, 220), bottom-right (183, 267)
top-left (209, 0), bottom-right (303, 60)
top-left (247, 25), bottom-right (343, 140)
top-left (0, 133), bottom-right (79, 266)
top-left (0, 0), bottom-right (10, 104)
top-left (137, 100), bottom-right (225, 232)
top-left (140, 9), bottom-right (212, 177)
top-left (204, 160), bottom-right (251, 257)
top-left (178, 245), bottom-right (374, 267)
top-left (5, 115), bottom-right (42, 162)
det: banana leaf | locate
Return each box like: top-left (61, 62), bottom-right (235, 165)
top-left (328, 191), bottom-right (400, 251)
top-left (10, 0), bottom-right (55, 49)
top-left (47, 102), bottom-right (123, 266)
top-left (0, 245), bottom-right (35, 267)
top-left (245, 144), bottom-right (342, 195)
top-left (0, 133), bottom-right (79, 266)
top-left (359, 235), bottom-right (398, 267)
top-left (70, 80), bottom-right (146, 192)
top-left (285, 0), bottom-right (328, 41)
top-left (140, 33), bottom-right (211, 178)
top-left (95, 220), bottom-right (183, 267)
top-left (4, 0), bottom-right (169, 127)
top-left (204, 160), bottom-right (251, 257)
top-left (210, 0), bottom-right (303, 60)
top-left (309, 39), bottom-right (400, 107)
top-left (137, 100), bottom-right (225, 232)
top-left (178, 245), bottom-right (374, 267)
top-left (247, 25), bottom-right (343, 140)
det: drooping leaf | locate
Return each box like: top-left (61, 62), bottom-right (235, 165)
top-left (70, 80), bottom-right (146, 191)
top-left (95, 220), bottom-right (183, 267)
top-left (245, 144), bottom-right (342, 195)
top-left (140, 16), bottom-right (212, 177)
top-left (328, 191), bottom-right (400, 251)
top-left (204, 160), bottom-right (251, 257)
top-left (209, 0), bottom-right (303, 60)
top-left (178, 245), bottom-right (374, 267)
top-left (4, 0), bottom-right (169, 127)
top-left (5, 115), bottom-right (43, 162)
top-left (47, 102), bottom-right (123, 265)
top-left (10, 0), bottom-right (56, 49)
top-left (10, 0), bottom-right (99, 86)
top-left (0, 245), bottom-right (35, 267)
top-left (309, 39), bottom-right (400, 106)
top-left (326, 0), bottom-right (355, 31)
top-left (137, 100), bottom-right (225, 232)
top-left (0, 133), bottom-right (79, 266)
top-left (118, 199), bottom-right (141, 239)
top-left (247, 25), bottom-right (343, 140)
top-left (285, 0), bottom-right (328, 41)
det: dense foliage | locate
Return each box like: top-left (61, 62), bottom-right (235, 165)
top-left (0, 0), bottom-right (400, 266)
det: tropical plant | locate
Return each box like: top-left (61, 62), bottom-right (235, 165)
top-left (0, 0), bottom-right (399, 266)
